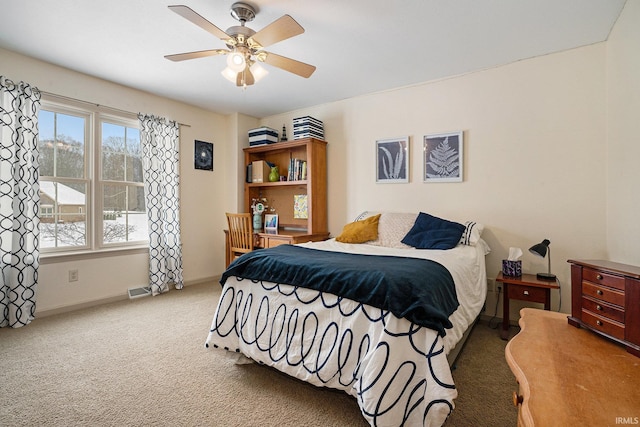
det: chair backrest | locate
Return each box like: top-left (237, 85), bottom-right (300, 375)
top-left (226, 212), bottom-right (254, 256)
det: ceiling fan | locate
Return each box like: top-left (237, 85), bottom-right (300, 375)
top-left (164, 3), bottom-right (316, 87)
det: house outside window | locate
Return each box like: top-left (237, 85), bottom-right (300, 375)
top-left (38, 99), bottom-right (148, 253)
top-left (40, 205), bottom-right (54, 218)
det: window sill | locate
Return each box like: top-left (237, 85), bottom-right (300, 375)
top-left (40, 245), bottom-right (149, 264)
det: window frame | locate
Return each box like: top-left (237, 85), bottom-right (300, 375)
top-left (39, 96), bottom-right (148, 258)
top-left (97, 113), bottom-right (146, 249)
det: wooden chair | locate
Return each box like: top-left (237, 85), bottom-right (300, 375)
top-left (226, 212), bottom-right (254, 264)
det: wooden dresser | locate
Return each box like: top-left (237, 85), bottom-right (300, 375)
top-left (567, 259), bottom-right (640, 357)
top-left (505, 308), bottom-right (640, 426)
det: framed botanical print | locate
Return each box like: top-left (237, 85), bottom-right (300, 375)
top-left (423, 132), bottom-right (463, 182)
top-left (376, 136), bottom-right (409, 183)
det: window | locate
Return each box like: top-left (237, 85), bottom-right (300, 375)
top-left (100, 120), bottom-right (146, 244)
top-left (38, 100), bottom-right (148, 253)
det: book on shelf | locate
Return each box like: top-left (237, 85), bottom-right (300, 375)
top-left (246, 163), bottom-right (253, 183)
top-left (288, 158), bottom-right (307, 181)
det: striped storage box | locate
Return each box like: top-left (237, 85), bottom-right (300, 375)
top-left (249, 127), bottom-right (279, 146)
top-left (293, 116), bottom-right (324, 140)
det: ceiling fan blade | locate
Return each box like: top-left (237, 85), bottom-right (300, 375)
top-left (168, 5), bottom-right (229, 40)
top-left (164, 49), bottom-right (228, 62)
top-left (237, 67), bottom-right (255, 87)
top-left (249, 15), bottom-right (304, 49)
top-left (261, 52), bottom-right (316, 78)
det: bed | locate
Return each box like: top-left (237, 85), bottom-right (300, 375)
top-left (206, 212), bottom-right (489, 427)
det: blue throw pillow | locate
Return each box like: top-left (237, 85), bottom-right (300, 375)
top-left (401, 212), bottom-right (466, 250)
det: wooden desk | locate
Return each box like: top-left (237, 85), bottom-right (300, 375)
top-left (505, 308), bottom-right (640, 427)
top-left (496, 272), bottom-right (559, 340)
top-left (224, 229), bottom-right (329, 267)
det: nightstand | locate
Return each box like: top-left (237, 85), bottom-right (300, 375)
top-left (496, 272), bottom-right (559, 340)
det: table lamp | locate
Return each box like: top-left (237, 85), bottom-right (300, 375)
top-left (529, 239), bottom-right (557, 281)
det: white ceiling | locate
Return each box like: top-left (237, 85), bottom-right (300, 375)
top-left (0, 0), bottom-right (626, 118)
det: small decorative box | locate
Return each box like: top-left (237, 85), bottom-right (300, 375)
top-left (248, 127), bottom-right (279, 145)
top-left (502, 260), bottom-right (522, 277)
top-left (293, 116), bottom-right (324, 140)
top-left (251, 160), bottom-right (270, 183)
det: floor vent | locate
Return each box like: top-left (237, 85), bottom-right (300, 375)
top-left (128, 286), bottom-right (151, 299)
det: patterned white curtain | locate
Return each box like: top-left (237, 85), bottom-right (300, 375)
top-left (138, 114), bottom-right (183, 296)
top-left (0, 76), bottom-right (41, 328)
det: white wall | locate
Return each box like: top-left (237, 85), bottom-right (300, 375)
top-left (4, 2), bottom-right (637, 318)
top-left (1, 47), bottom-right (230, 313)
top-left (262, 43), bottom-right (609, 317)
top-left (224, 113), bottom-right (260, 214)
top-left (606, 0), bottom-right (640, 265)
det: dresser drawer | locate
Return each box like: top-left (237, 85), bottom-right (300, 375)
top-left (582, 281), bottom-right (625, 306)
top-left (582, 296), bottom-right (625, 323)
top-left (265, 237), bottom-right (290, 248)
top-left (508, 284), bottom-right (547, 304)
top-left (583, 267), bottom-right (625, 291)
top-left (581, 309), bottom-right (625, 340)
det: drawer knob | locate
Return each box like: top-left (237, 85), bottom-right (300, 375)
top-left (523, 290), bottom-right (529, 296)
top-left (513, 391), bottom-right (524, 407)
top-left (597, 290), bottom-right (603, 296)
top-left (596, 305), bottom-right (603, 311)
top-left (597, 274), bottom-right (603, 280)
top-left (596, 320), bottom-right (603, 326)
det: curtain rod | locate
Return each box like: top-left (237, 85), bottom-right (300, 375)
top-left (39, 90), bottom-right (191, 127)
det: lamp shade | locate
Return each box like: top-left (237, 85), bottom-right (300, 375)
top-left (226, 51), bottom-right (246, 73)
top-left (221, 67), bottom-right (237, 83)
top-left (529, 239), bottom-right (556, 281)
top-left (529, 239), bottom-right (550, 258)
top-left (250, 62), bottom-right (268, 83)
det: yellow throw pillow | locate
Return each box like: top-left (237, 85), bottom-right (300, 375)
top-left (336, 214), bottom-right (381, 244)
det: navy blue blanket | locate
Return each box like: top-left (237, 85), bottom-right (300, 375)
top-left (220, 245), bottom-right (459, 336)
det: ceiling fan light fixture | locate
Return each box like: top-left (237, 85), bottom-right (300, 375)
top-left (226, 51), bottom-right (246, 73)
top-left (166, 5), bottom-right (315, 86)
top-left (250, 62), bottom-right (268, 83)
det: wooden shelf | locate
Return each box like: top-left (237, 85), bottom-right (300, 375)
top-left (246, 180), bottom-right (308, 188)
top-left (244, 137), bottom-right (327, 235)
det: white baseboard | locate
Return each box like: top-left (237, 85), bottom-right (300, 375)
top-left (37, 294), bottom-right (128, 318)
top-left (36, 276), bottom-right (220, 318)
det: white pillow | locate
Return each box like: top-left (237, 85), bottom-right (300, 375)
top-left (459, 221), bottom-right (484, 246)
top-left (354, 212), bottom-right (485, 248)
top-left (354, 211), bottom-right (417, 249)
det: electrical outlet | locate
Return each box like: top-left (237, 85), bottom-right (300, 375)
top-left (487, 279), bottom-right (495, 293)
top-left (68, 269), bottom-right (79, 282)
top-left (496, 284), bottom-right (502, 294)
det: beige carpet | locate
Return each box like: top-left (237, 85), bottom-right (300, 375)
top-left (0, 282), bottom-right (517, 426)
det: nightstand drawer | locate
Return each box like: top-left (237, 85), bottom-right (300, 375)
top-left (582, 296), bottom-right (625, 323)
top-left (582, 281), bottom-right (625, 306)
top-left (583, 267), bottom-right (625, 291)
top-left (508, 284), bottom-right (547, 304)
top-left (582, 309), bottom-right (625, 340)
